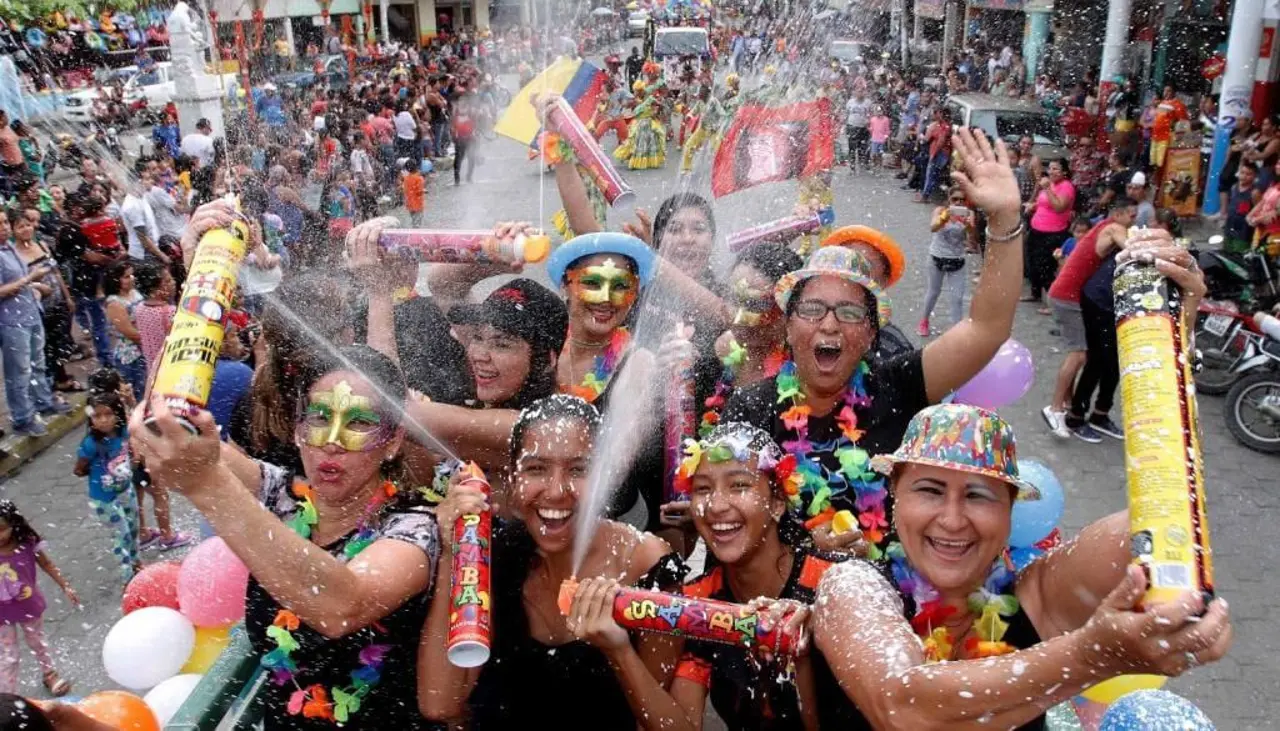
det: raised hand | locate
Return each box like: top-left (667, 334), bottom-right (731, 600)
top-left (949, 127), bottom-right (1020, 220)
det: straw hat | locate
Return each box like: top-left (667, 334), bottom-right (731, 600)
top-left (773, 246), bottom-right (892, 327)
top-left (870, 404), bottom-right (1040, 500)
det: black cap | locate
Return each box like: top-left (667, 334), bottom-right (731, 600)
top-left (474, 279), bottom-right (567, 355)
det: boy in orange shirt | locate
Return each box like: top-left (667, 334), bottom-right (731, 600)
top-left (402, 160), bottom-right (425, 226)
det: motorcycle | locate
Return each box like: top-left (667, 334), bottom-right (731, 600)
top-left (1195, 299), bottom-right (1263, 395)
top-left (130, 97), bottom-right (161, 128)
top-left (88, 122), bottom-right (123, 161)
top-left (1224, 316), bottom-right (1280, 454)
top-left (1192, 235), bottom-right (1280, 312)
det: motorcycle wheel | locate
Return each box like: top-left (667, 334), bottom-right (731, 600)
top-left (1225, 371), bottom-right (1280, 454)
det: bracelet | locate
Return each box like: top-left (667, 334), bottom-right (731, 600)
top-left (986, 219), bottom-right (1025, 243)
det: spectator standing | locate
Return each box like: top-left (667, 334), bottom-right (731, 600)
top-left (145, 172), bottom-right (188, 244)
top-left (918, 188), bottom-right (976, 336)
top-left (916, 107), bottom-right (953, 202)
top-left (103, 260), bottom-right (147, 397)
top-left (1069, 135), bottom-right (1105, 211)
top-left (56, 193), bottom-right (117, 368)
top-left (1125, 172), bottom-right (1157, 227)
top-left (1023, 159), bottom-right (1076, 310)
top-left (179, 118), bottom-right (217, 169)
top-left (844, 88), bottom-right (872, 170)
top-left (120, 170), bottom-right (164, 263)
top-left (403, 160), bottom-right (426, 226)
top-left (1224, 162), bottom-right (1261, 253)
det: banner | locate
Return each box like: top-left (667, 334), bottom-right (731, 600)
top-left (1158, 147), bottom-right (1202, 217)
top-left (711, 99), bottom-right (835, 198)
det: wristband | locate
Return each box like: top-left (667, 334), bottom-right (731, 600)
top-left (986, 219), bottom-right (1025, 243)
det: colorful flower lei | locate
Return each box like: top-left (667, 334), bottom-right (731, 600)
top-left (699, 339), bottom-right (786, 437)
top-left (565, 327), bottom-right (630, 403)
top-left (775, 359), bottom-right (888, 558)
top-left (885, 541), bottom-right (1020, 662)
top-left (261, 481), bottom-right (398, 724)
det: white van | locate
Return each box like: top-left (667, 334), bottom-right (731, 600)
top-left (653, 27), bottom-right (709, 90)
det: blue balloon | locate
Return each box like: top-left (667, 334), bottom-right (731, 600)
top-left (1009, 546), bottom-right (1043, 571)
top-left (1008, 459), bottom-right (1065, 548)
top-left (1100, 690), bottom-right (1215, 731)
top-left (420, 159), bottom-right (434, 174)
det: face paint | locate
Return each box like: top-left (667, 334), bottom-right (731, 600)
top-left (298, 380), bottom-right (390, 452)
top-left (729, 278), bottom-right (778, 328)
top-left (568, 258), bottom-right (638, 307)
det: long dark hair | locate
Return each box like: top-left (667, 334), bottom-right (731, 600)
top-left (0, 501), bottom-right (41, 548)
top-left (652, 192), bottom-right (717, 246)
top-left (734, 242), bottom-right (803, 284)
top-left (87, 391), bottom-right (128, 438)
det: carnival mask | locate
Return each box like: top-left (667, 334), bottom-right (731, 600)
top-left (298, 380), bottom-right (391, 452)
top-left (730, 278), bottom-right (778, 328)
top-left (568, 258), bottom-right (638, 307)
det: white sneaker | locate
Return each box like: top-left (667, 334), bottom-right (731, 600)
top-left (1041, 406), bottom-right (1070, 439)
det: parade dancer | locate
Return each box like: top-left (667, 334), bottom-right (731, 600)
top-left (613, 81), bottom-right (668, 171)
top-left (680, 73), bottom-right (740, 174)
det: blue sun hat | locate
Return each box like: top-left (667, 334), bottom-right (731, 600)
top-left (870, 404), bottom-right (1040, 500)
top-left (774, 246), bottom-right (892, 327)
top-left (546, 232), bottom-right (658, 288)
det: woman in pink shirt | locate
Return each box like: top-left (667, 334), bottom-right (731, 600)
top-left (868, 105), bottom-right (891, 168)
top-left (130, 260), bottom-right (176, 374)
top-left (1024, 159), bottom-right (1076, 312)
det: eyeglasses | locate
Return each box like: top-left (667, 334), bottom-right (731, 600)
top-left (792, 300), bottom-right (869, 324)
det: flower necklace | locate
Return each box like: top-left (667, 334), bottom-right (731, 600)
top-left (774, 359), bottom-right (889, 559)
top-left (885, 542), bottom-right (1020, 662)
top-left (700, 338), bottom-right (785, 437)
top-left (262, 480), bottom-right (398, 724)
top-left (565, 327), bottom-right (630, 403)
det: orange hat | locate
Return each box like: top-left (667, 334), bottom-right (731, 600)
top-left (820, 225), bottom-right (905, 287)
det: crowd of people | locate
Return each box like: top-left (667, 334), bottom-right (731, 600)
top-left (0, 9), bottom-right (1248, 730)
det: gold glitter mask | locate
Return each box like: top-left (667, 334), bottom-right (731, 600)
top-left (568, 258), bottom-right (638, 307)
top-left (730, 278), bottom-right (777, 328)
top-left (298, 380), bottom-right (390, 452)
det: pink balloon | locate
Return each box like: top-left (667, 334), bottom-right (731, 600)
top-left (122, 561), bottom-right (182, 615)
top-left (952, 339), bottom-right (1035, 410)
top-left (177, 538), bottom-right (249, 627)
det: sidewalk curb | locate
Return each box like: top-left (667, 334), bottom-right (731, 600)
top-left (0, 393), bottom-right (89, 479)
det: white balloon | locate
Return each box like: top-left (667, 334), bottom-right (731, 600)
top-left (144, 673), bottom-right (203, 725)
top-left (102, 606), bottom-right (197, 690)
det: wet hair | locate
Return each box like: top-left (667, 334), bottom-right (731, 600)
top-left (652, 192), bottom-right (717, 253)
top-left (0, 501), bottom-right (41, 548)
top-left (250, 273), bottom-right (354, 453)
top-left (0, 694), bottom-right (54, 731)
top-left (733, 243), bottom-right (802, 284)
top-left (133, 259), bottom-right (169, 297)
top-left (88, 367), bottom-right (123, 395)
top-left (508, 394), bottom-right (600, 468)
top-left (87, 391), bottom-right (128, 437)
top-left (102, 259), bottom-right (135, 297)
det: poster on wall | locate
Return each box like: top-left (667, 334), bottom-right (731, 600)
top-left (1158, 147), bottom-right (1202, 217)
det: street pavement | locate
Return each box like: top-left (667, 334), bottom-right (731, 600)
top-left (2, 127), bottom-right (1277, 726)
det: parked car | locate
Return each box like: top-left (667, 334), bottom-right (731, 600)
top-left (945, 94), bottom-right (1069, 162)
top-left (271, 55), bottom-right (350, 91)
top-left (627, 11), bottom-right (650, 37)
top-left (62, 62), bottom-right (235, 126)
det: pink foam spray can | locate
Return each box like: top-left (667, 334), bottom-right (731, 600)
top-left (378, 230), bottom-right (552, 266)
top-left (546, 96), bottom-right (636, 209)
top-left (727, 208), bottom-right (836, 253)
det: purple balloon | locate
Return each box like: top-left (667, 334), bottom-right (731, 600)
top-left (952, 339), bottom-right (1035, 410)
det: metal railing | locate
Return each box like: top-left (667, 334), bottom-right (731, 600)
top-left (165, 626), bottom-right (266, 731)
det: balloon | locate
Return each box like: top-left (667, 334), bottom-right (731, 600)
top-left (122, 561), bottom-right (182, 614)
top-left (1008, 546), bottom-right (1043, 571)
top-left (143, 674), bottom-right (203, 726)
top-left (78, 690), bottom-right (161, 731)
top-left (1081, 674), bottom-right (1167, 705)
top-left (178, 537), bottom-right (250, 627)
top-left (1100, 689), bottom-right (1214, 730)
top-left (102, 607), bottom-right (196, 690)
top-left (1008, 459), bottom-right (1066, 548)
top-left (952, 339), bottom-right (1035, 410)
top-left (181, 625), bottom-right (232, 674)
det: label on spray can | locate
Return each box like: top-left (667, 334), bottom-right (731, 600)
top-left (1113, 257), bottom-right (1214, 606)
top-left (446, 462), bottom-right (493, 668)
top-left (149, 221), bottom-right (249, 430)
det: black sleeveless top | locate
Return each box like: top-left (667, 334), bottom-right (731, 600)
top-left (466, 520), bottom-right (686, 729)
top-left (676, 545), bottom-right (862, 731)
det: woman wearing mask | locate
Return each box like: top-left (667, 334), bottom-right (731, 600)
top-left (723, 128), bottom-right (1025, 556)
top-left (131, 346), bottom-right (439, 730)
top-left (419, 395), bottom-right (684, 729)
top-left (814, 402), bottom-right (1230, 729)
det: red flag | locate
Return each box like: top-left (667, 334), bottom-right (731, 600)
top-left (711, 98), bottom-right (836, 198)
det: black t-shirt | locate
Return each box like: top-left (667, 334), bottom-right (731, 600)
top-left (722, 350), bottom-right (928, 541)
top-left (55, 220), bottom-right (101, 298)
top-left (244, 464), bottom-right (441, 730)
top-left (467, 521), bottom-right (686, 729)
top-left (677, 545), bottom-right (860, 731)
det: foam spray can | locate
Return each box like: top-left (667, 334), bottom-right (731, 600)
top-left (558, 580), bottom-right (804, 655)
top-left (147, 217), bottom-right (249, 431)
top-left (546, 96), bottom-right (637, 209)
top-left (1113, 234), bottom-right (1214, 607)
top-left (727, 208), bottom-right (837, 253)
top-left (443, 460), bottom-right (493, 667)
top-left (379, 229), bottom-right (551, 266)
top-left (665, 324), bottom-right (696, 503)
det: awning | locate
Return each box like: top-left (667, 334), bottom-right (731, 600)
top-left (967, 0), bottom-right (1024, 10)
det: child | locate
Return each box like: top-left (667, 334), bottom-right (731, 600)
top-left (130, 260), bottom-right (176, 374)
top-left (73, 391), bottom-right (140, 582)
top-left (868, 104), bottom-right (891, 169)
top-left (402, 159), bottom-right (425, 226)
top-left (1055, 216), bottom-right (1091, 263)
top-left (0, 501), bottom-right (77, 696)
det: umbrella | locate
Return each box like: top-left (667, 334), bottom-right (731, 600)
top-left (592, 6), bottom-right (617, 15)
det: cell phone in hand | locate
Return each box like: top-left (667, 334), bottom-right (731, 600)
top-left (948, 205), bottom-right (972, 220)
